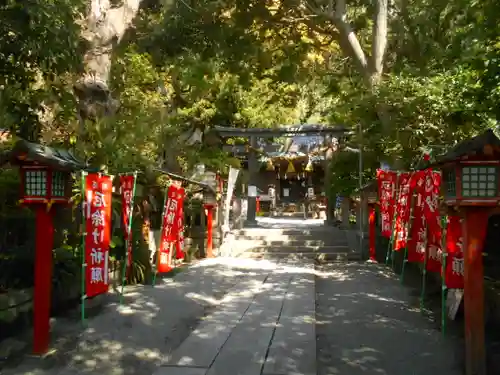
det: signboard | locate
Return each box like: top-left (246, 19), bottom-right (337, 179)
top-left (283, 188), bottom-right (290, 197)
top-left (84, 173), bottom-right (113, 298)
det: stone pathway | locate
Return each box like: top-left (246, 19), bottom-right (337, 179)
top-left (1, 218), bottom-right (462, 375)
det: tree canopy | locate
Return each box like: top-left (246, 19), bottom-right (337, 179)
top-left (0, 0), bottom-right (499, 188)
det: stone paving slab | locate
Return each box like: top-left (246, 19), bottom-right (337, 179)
top-left (262, 261), bottom-right (316, 375)
top-left (153, 366), bottom-right (208, 375)
top-left (205, 273), bottom-right (291, 375)
top-left (166, 273), bottom-right (269, 368)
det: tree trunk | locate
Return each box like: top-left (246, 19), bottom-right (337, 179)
top-left (74, 0), bottom-right (144, 129)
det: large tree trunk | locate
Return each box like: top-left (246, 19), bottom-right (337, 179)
top-left (74, 0), bottom-right (144, 129)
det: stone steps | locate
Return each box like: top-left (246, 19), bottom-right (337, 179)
top-left (238, 251), bottom-right (362, 262)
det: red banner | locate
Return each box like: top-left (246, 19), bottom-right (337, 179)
top-left (158, 185), bottom-right (184, 273)
top-left (175, 187), bottom-right (185, 260)
top-left (423, 170), bottom-right (443, 272)
top-left (393, 173), bottom-right (412, 251)
top-left (84, 173), bottom-right (112, 298)
top-left (120, 175), bottom-right (135, 274)
top-left (445, 215), bottom-right (464, 288)
top-left (407, 171), bottom-right (426, 263)
top-left (377, 170), bottom-right (397, 238)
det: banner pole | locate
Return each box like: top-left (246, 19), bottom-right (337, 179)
top-left (385, 173), bottom-right (400, 265)
top-left (441, 215), bottom-right (448, 335)
top-left (152, 187), bottom-right (168, 287)
top-left (400, 185), bottom-right (416, 284)
top-left (421, 225), bottom-right (429, 311)
top-left (120, 171), bottom-right (138, 305)
top-left (80, 171), bottom-right (87, 324)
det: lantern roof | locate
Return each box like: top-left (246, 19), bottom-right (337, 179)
top-left (432, 129), bottom-right (500, 166)
top-left (1, 139), bottom-right (86, 171)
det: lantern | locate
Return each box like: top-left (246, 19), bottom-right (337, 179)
top-left (442, 162), bottom-right (499, 206)
top-left (2, 140), bottom-right (85, 356)
top-left (20, 165), bottom-right (71, 206)
top-left (266, 159), bottom-right (274, 171)
top-left (286, 160), bottom-right (295, 173)
top-left (433, 129), bottom-right (500, 375)
top-left (305, 159), bottom-right (314, 172)
top-left (367, 191), bottom-right (378, 204)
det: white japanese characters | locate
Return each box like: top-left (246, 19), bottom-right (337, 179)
top-left (85, 175), bottom-right (111, 291)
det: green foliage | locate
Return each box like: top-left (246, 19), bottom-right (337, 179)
top-left (0, 0), bottom-right (85, 139)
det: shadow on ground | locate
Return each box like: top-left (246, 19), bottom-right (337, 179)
top-left (315, 263), bottom-right (463, 375)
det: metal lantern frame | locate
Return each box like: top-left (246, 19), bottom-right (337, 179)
top-left (441, 160), bottom-right (500, 207)
top-left (19, 164), bottom-right (72, 205)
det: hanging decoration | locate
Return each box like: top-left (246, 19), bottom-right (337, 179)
top-left (286, 160), bottom-right (295, 174)
top-left (266, 159), bottom-right (274, 171)
top-left (305, 158), bottom-right (313, 172)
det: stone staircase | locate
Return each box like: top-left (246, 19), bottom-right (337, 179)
top-left (224, 220), bottom-right (362, 261)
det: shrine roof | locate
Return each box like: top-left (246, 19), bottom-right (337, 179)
top-left (432, 129), bottom-right (500, 166)
top-left (1, 139), bottom-right (86, 171)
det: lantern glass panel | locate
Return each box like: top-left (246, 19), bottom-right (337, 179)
top-left (51, 171), bottom-right (66, 197)
top-left (443, 167), bottom-right (456, 197)
top-left (25, 170), bottom-right (47, 196)
top-left (461, 166), bottom-right (498, 198)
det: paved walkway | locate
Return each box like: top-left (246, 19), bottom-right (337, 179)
top-left (1, 219), bottom-right (461, 375)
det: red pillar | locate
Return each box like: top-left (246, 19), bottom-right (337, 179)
top-left (368, 204), bottom-right (377, 261)
top-left (256, 196), bottom-right (260, 213)
top-left (463, 208), bottom-right (488, 375)
top-left (33, 206), bottom-right (54, 355)
top-left (204, 204), bottom-right (214, 258)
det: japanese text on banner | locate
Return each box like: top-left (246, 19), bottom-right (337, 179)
top-left (445, 215), bottom-right (464, 289)
top-left (393, 173), bottom-right (412, 251)
top-left (120, 175), bottom-right (135, 271)
top-left (84, 174), bottom-right (112, 298)
top-left (407, 171), bottom-right (427, 263)
top-left (175, 187), bottom-right (185, 260)
top-left (158, 185), bottom-right (183, 273)
top-left (377, 170), bottom-right (397, 238)
top-left (423, 170), bottom-right (443, 273)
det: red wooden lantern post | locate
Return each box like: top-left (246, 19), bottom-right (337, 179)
top-left (367, 191), bottom-right (378, 262)
top-left (437, 129), bottom-right (500, 375)
top-left (5, 140), bottom-right (84, 355)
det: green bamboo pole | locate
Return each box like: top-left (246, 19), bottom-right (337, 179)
top-left (80, 171), bottom-right (87, 324)
top-left (152, 187), bottom-right (168, 287)
top-left (420, 225), bottom-right (429, 311)
top-left (441, 214), bottom-right (448, 336)
top-left (120, 171), bottom-right (138, 305)
top-left (400, 185), bottom-right (417, 284)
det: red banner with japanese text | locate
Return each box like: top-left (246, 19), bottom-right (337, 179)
top-left (120, 175), bottom-right (135, 274)
top-left (158, 184), bottom-right (184, 273)
top-left (84, 173), bottom-right (113, 298)
top-left (175, 187), bottom-right (185, 260)
top-left (377, 170), bottom-right (397, 238)
top-left (445, 215), bottom-right (464, 288)
top-left (407, 170), bottom-right (426, 263)
top-left (423, 170), bottom-right (443, 272)
top-left (393, 173), bottom-right (412, 251)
